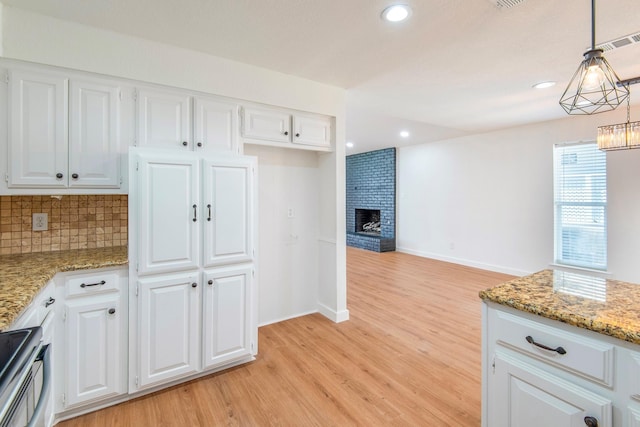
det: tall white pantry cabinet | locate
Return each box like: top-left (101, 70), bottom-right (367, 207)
top-left (128, 147), bottom-right (258, 391)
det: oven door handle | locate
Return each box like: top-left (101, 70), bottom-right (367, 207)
top-left (27, 344), bottom-right (51, 427)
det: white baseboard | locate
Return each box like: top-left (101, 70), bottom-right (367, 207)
top-left (395, 246), bottom-right (531, 277)
top-left (258, 309), bottom-right (318, 327)
top-left (318, 303), bottom-right (350, 323)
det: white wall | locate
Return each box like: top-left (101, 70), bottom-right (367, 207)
top-left (1, 5), bottom-right (348, 324)
top-left (1, 6), bottom-right (342, 116)
top-left (397, 108), bottom-right (640, 283)
top-left (0, 3), bottom-right (4, 57)
top-left (242, 145), bottom-right (321, 325)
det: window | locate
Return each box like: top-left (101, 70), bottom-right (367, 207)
top-left (553, 142), bottom-right (607, 270)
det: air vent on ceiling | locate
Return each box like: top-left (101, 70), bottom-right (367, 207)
top-left (487, 0), bottom-right (527, 9)
top-left (590, 31), bottom-right (640, 52)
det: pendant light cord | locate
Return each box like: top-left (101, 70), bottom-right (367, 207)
top-left (591, 0), bottom-right (596, 50)
top-left (627, 84), bottom-right (631, 123)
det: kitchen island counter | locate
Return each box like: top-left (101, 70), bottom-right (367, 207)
top-left (0, 246), bottom-right (128, 330)
top-left (479, 269), bottom-right (640, 345)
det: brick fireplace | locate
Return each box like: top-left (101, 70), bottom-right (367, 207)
top-left (346, 148), bottom-right (395, 252)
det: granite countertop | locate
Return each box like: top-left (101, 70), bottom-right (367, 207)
top-left (0, 246), bottom-right (128, 331)
top-left (480, 269), bottom-right (640, 345)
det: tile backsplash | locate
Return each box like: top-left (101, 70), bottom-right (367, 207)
top-left (0, 195), bottom-right (128, 255)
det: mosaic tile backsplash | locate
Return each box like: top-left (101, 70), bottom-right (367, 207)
top-left (0, 195), bottom-right (128, 255)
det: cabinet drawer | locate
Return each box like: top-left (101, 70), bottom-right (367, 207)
top-left (65, 269), bottom-right (122, 297)
top-left (491, 309), bottom-right (615, 387)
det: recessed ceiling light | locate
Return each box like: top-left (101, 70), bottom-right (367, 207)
top-left (400, 131), bottom-right (410, 138)
top-left (381, 4), bottom-right (411, 22)
top-left (533, 81), bottom-right (556, 89)
top-left (346, 141), bottom-right (354, 148)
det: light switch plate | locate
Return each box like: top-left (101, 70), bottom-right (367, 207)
top-left (33, 213), bottom-right (48, 231)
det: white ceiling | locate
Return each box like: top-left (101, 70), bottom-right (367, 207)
top-left (4, 0), bottom-right (640, 153)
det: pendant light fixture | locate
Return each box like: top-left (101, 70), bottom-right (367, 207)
top-left (597, 77), bottom-right (640, 150)
top-left (559, 0), bottom-right (629, 115)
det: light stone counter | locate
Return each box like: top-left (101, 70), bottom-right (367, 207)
top-left (480, 269), bottom-right (640, 345)
top-left (0, 246), bottom-right (128, 330)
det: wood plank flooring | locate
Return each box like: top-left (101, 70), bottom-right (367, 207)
top-left (59, 247), bottom-right (514, 426)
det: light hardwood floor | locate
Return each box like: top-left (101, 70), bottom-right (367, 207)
top-left (59, 247), bottom-right (513, 426)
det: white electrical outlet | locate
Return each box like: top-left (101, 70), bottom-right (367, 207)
top-left (33, 213), bottom-right (48, 231)
top-left (287, 208), bottom-right (294, 218)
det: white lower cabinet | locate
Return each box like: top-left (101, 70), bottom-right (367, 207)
top-left (56, 267), bottom-right (127, 412)
top-left (203, 265), bottom-right (254, 369)
top-left (132, 266), bottom-right (255, 391)
top-left (63, 295), bottom-right (123, 407)
top-left (491, 351), bottom-right (611, 427)
top-left (629, 407), bottom-right (640, 427)
top-left (483, 303), bottom-right (640, 427)
top-left (136, 271), bottom-right (200, 389)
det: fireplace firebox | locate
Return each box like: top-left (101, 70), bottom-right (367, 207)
top-left (355, 209), bottom-right (381, 235)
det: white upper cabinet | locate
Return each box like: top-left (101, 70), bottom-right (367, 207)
top-left (7, 68), bottom-right (122, 190)
top-left (241, 105), bottom-right (332, 151)
top-left (202, 157), bottom-right (255, 267)
top-left (136, 151), bottom-right (200, 275)
top-left (292, 114), bottom-right (332, 148)
top-left (194, 97), bottom-right (239, 154)
top-left (69, 79), bottom-right (121, 188)
top-left (136, 88), bottom-right (191, 150)
top-left (8, 69), bottom-right (69, 188)
top-left (137, 88), bottom-right (239, 154)
top-left (241, 106), bottom-right (291, 144)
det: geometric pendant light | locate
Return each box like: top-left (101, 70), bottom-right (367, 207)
top-left (559, 0), bottom-right (629, 114)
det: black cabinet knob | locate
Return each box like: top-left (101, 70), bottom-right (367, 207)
top-left (584, 417), bottom-right (598, 427)
top-left (208, 280), bottom-right (213, 285)
top-left (191, 282), bottom-right (197, 288)
top-left (295, 133), bottom-right (300, 137)
top-left (197, 142), bottom-right (203, 147)
top-left (284, 131), bottom-right (289, 136)
top-left (182, 141), bottom-right (188, 146)
top-left (71, 173), bottom-right (79, 179)
top-left (108, 308), bottom-right (116, 315)
top-left (56, 173), bottom-right (63, 179)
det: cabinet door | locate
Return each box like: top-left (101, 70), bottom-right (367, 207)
top-left (203, 265), bottom-right (253, 369)
top-left (137, 88), bottom-right (191, 150)
top-left (64, 295), bottom-right (124, 407)
top-left (69, 79), bottom-right (121, 188)
top-left (202, 157), bottom-right (255, 267)
top-left (8, 69), bottom-right (68, 188)
top-left (194, 97), bottom-right (238, 154)
top-left (241, 107), bottom-right (291, 144)
top-left (292, 114), bottom-right (331, 148)
top-left (136, 151), bottom-right (200, 275)
top-left (491, 351), bottom-right (612, 427)
top-left (137, 272), bottom-right (200, 389)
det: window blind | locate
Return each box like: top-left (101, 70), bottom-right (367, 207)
top-left (553, 142), bottom-right (607, 270)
